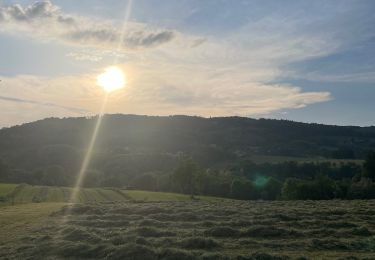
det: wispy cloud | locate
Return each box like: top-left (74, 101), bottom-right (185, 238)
top-left (0, 1), bottom-right (175, 50)
top-left (0, 95), bottom-right (88, 113)
top-left (0, 1), bottom-right (344, 127)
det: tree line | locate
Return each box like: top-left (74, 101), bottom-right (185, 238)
top-left (162, 151), bottom-right (375, 200)
top-left (1, 151), bottom-right (374, 200)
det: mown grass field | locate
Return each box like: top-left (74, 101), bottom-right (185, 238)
top-left (0, 183), bottom-right (375, 259)
top-left (0, 183), bottom-right (18, 197)
top-left (0, 183), bottom-right (222, 206)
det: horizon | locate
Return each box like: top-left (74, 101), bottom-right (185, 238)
top-left (1, 0), bottom-right (375, 127)
top-left (2, 113), bottom-right (375, 129)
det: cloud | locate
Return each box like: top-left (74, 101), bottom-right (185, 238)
top-left (123, 63), bottom-right (331, 117)
top-left (0, 1), bottom-right (339, 127)
top-left (66, 49), bottom-right (127, 62)
top-left (0, 74), bottom-right (101, 127)
top-left (0, 1), bottom-right (175, 50)
top-left (0, 67), bottom-right (331, 127)
top-left (0, 95), bottom-right (88, 113)
top-left (285, 71), bottom-right (375, 83)
top-left (64, 29), bottom-right (175, 49)
top-left (66, 52), bottom-right (103, 62)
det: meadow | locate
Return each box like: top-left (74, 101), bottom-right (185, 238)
top-left (0, 184), bottom-right (375, 259)
top-left (0, 183), bottom-right (221, 206)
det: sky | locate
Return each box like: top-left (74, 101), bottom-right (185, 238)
top-left (0, 0), bottom-right (374, 127)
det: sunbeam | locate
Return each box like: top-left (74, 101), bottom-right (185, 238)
top-left (69, 94), bottom-right (108, 203)
top-left (114, 0), bottom-right (133, 64)
top-left (69, 0), bottom-right (133, 203)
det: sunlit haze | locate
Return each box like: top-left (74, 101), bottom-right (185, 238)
top-left (97, 67), bottom-right (126, 93)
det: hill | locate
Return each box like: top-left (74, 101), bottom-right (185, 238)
top-left (0, 115), bottom-right (374, 196)
top-left (1, 115), bottom-right (374, 164)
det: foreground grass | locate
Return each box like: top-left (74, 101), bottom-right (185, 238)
top-left (1, 200), bottom-right (374, 259)
top-left (0, 202), bottom-right (65, 244)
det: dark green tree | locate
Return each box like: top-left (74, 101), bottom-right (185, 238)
top-left (262, 177), bottom-right (283, 200)
top-left (230, 178), bottom-right (257, 200)
top-left (363, 151), bottom-right (375, 180)
top-left (172, 159), bottom-right (200, 198)
top-left (132, 173), bottom-right (157, 191)
top-left (41, 165), bottom-right (68, 186)
top-left (0, 159), bottom-right (10, 182)
top-left (281, 178), bottom-right (301, 200)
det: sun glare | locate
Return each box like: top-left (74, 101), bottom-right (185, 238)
top-left (97, 66), bottom-right (126, 92)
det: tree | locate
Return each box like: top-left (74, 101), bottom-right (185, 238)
top-left (262, 177), bottom-right (282, 200)
top-left (313, 174), bottom-right (336, 199)
top-left (40, 165), bottom-right (68, 186)
top-left (172, 159), bottom-right (200, 198)
top-left (348, 178), bottom-right (375, 199)
top-left (282, 175), bottom-right (336, 200)
top-left (81, 169), bottom-right (102, 187)
top-left (0, 159), bottom-right (10, 182)
top-left (363, 151), bottom-right (375, 180)
top-left (230, 178), bottom-right (257, 200)
top-left (132, 173), bottom-right (157, 191)
top-left (281, 178), bottom-right (301, 200)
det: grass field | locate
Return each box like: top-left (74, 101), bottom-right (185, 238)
top-left (0, 183), bottom-right (222, 206)
top-left (0, 183), bottom-right (375, 259)
top-left (0, 202), bottom-right (65, 244)
top-left (0, 200), bottom-right (374, 259)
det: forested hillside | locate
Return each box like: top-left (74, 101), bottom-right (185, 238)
top-left (1, 115), bottom-right (375, 165)
top-left (0, 115), bottom-right (375, 200)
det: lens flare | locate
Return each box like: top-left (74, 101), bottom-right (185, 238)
top-left (97, 66), bottom-right (126, 92)
top-left (56, 0), bottom-right (133, 238)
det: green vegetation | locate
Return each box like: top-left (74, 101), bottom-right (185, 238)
top-left (1, 115), bottom-right (375, 201)
top-left (0, 183), bottom-right (222, 206)
top-left (247, 155), bottom-right (364, 164)
top-left (1, 200), bottom-right (374, 259)
top-left (0, 202), bottom-right (65, 244)
top-left (1, 152), bottom-right (375, 201)
top-left (0, 183), bottom-right (17, 196)
top-left (0, 115), bottom-right (375, 258)
top-left (0, 115), bottom-right (374, 185)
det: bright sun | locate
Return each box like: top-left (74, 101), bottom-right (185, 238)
top-left (97, 66), bottom-right (126, 92)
